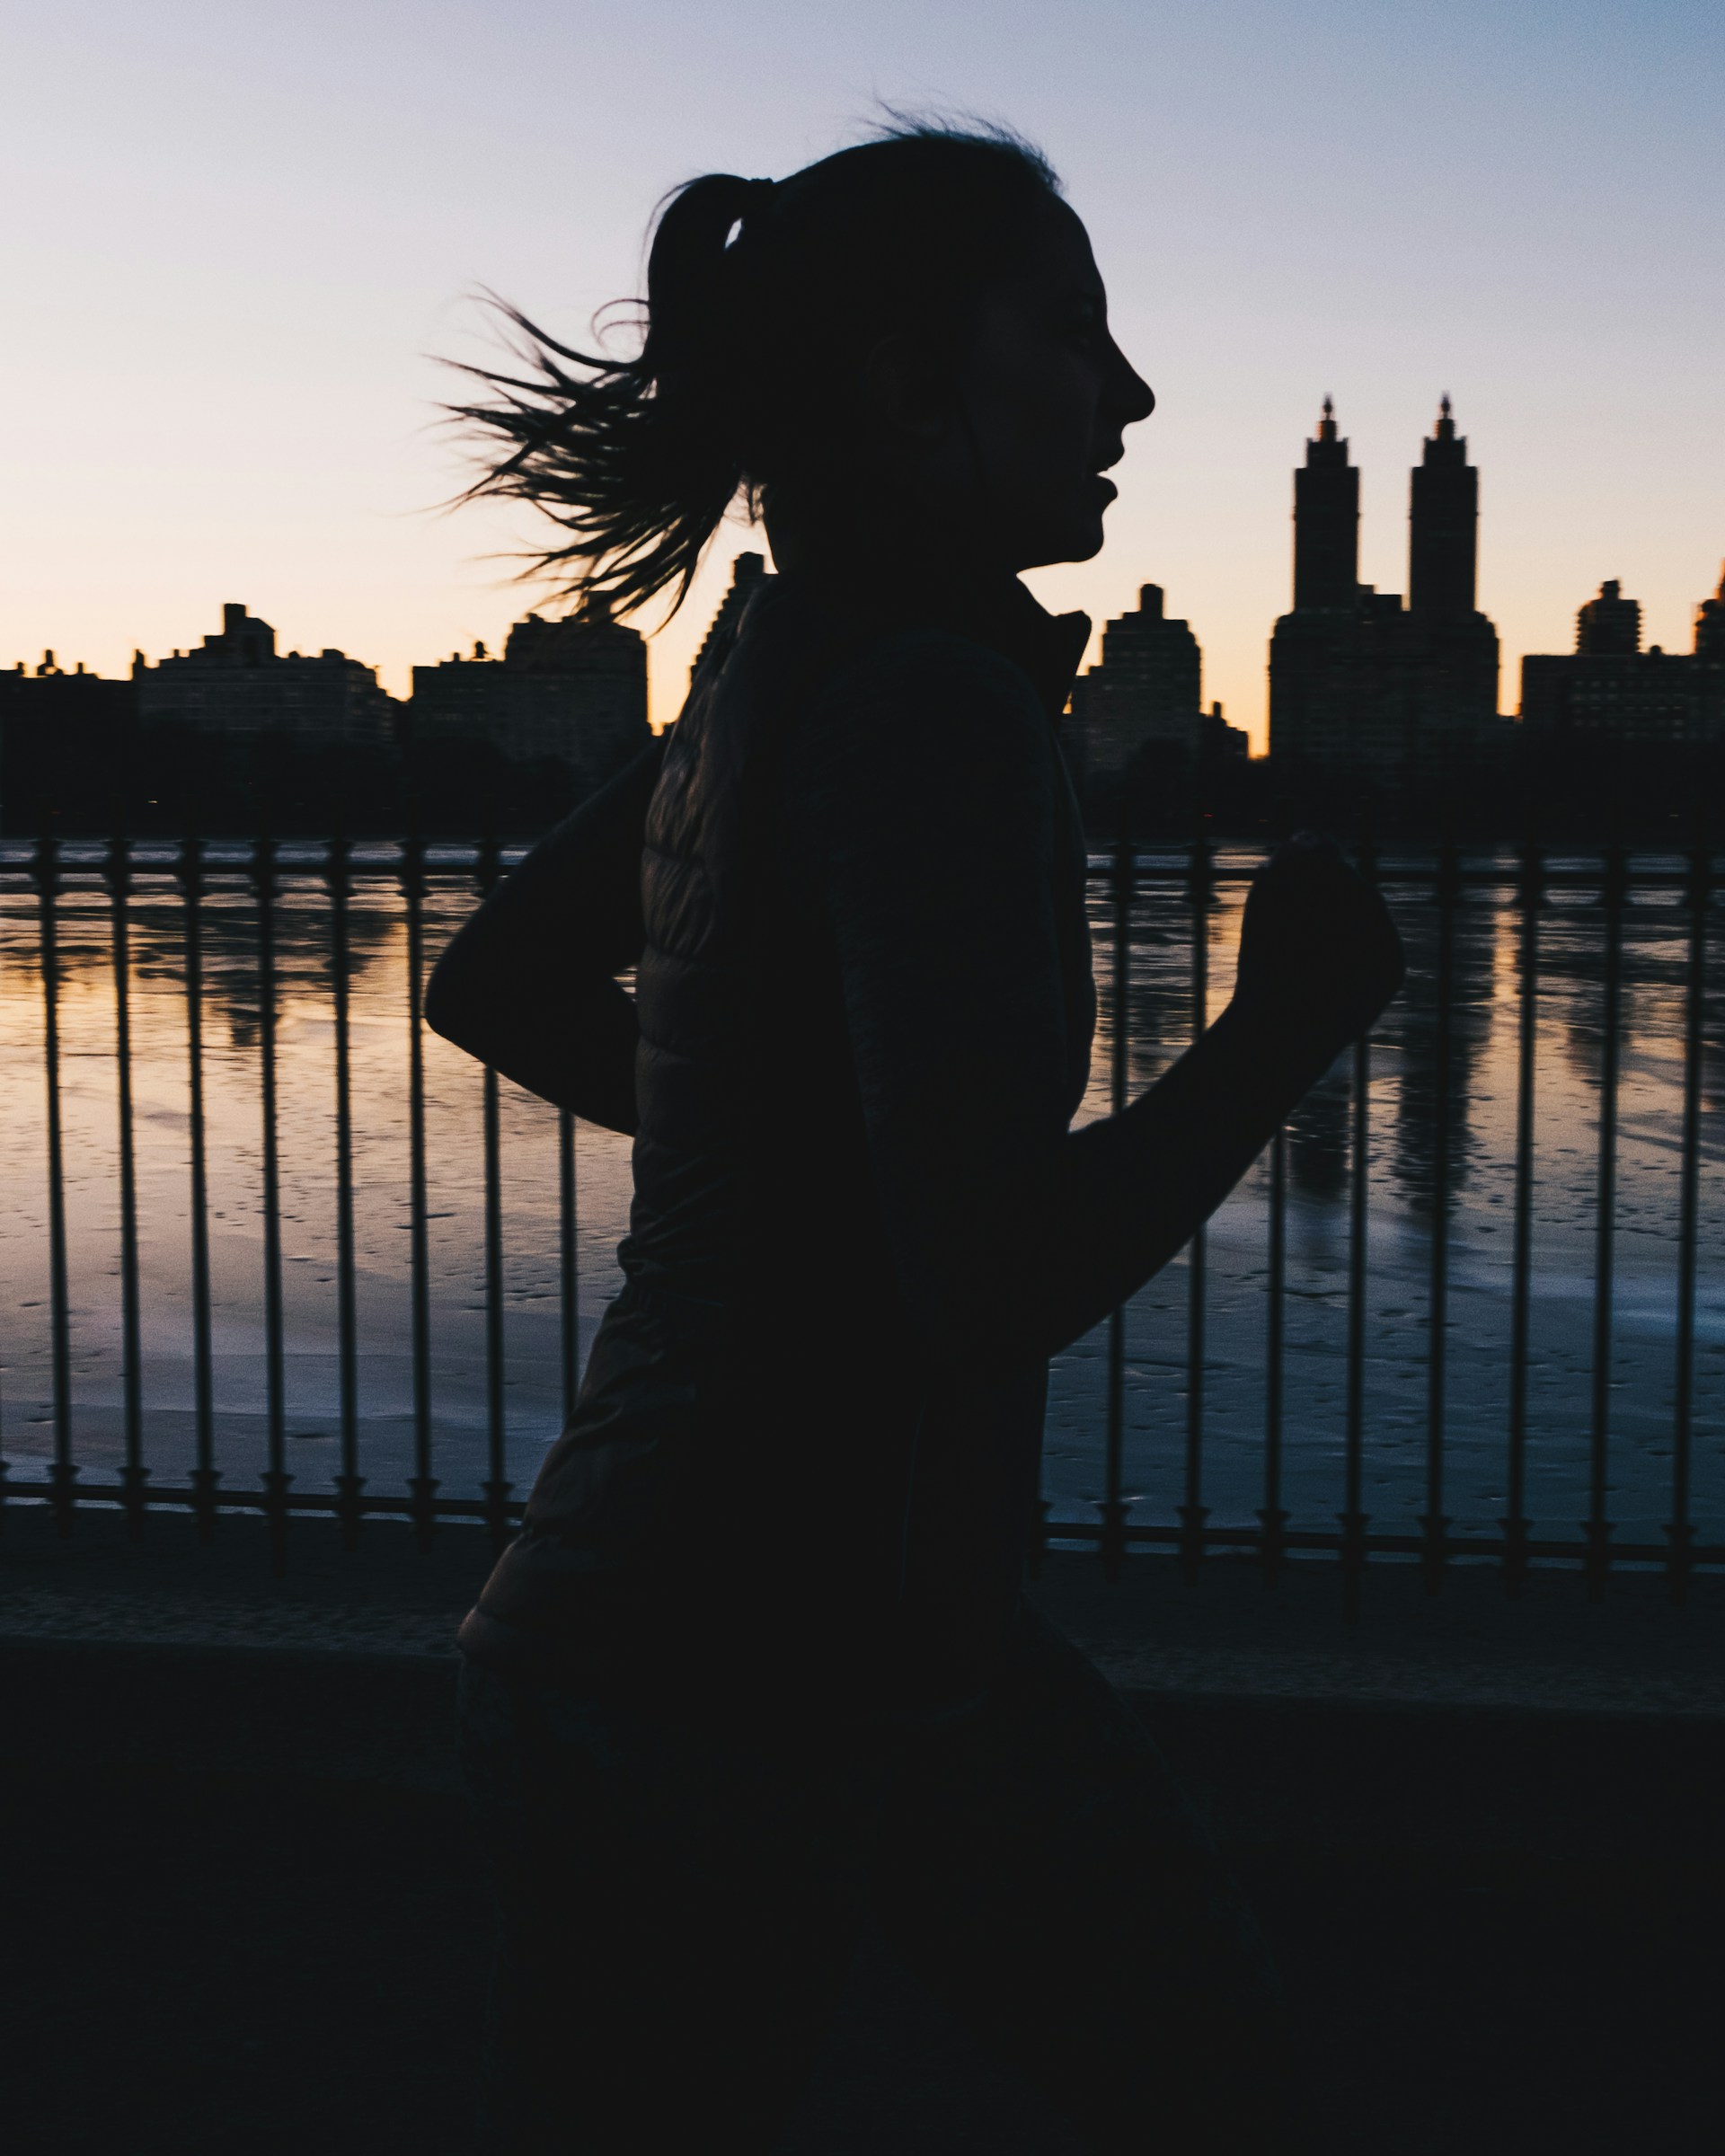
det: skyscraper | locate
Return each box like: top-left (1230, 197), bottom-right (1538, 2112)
top-left (1269, 400), bottom-right (1500, 784)
top-left (1408, 396), bottom-right (1479, 621)
top-left (1065, 583), bottom-right (1203, 805)
top-left (1293, 397), bottom-right (1359, 612)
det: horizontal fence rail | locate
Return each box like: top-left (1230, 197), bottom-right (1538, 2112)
top-left (0, 833), bottom-right (1719, 1600)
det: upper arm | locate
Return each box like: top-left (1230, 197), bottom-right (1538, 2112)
top-left (786, 640), bottom-right (1070, 1354)
top-left (423, 743), bottom-right (660, 1129)
top-left (426, 740), bottom-right (660, 1038)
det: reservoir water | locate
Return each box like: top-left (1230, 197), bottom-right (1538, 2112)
top-left (3, 842), bottom-right (1723, 1555)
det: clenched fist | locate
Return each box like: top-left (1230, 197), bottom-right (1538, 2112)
top-left (1231, 834), bottom-right (1405, 1064)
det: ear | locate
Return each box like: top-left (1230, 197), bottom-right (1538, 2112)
top-left (858, 333), bottom-right (954, 443)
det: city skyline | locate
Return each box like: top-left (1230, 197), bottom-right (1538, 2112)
top-left (8, 403), bottom-right (1720, 769)
top-left (4, 391), bottom-right (1717, 760)
top-left (4, 2), bottom-right (1720, 751)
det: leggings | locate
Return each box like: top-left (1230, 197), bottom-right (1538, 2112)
top-left (458, 1604), bottom-right (1323, 2154)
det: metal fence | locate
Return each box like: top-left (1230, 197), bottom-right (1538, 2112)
top-left (0, 832), bottom-right (1716, 1603)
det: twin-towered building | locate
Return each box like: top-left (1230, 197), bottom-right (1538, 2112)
top-left (1268, 397), bottom-right (1725, 780)
top-left (1066, 396), bottom-right (1510, 808)
top-left (1269, 397), bottom-right (1500, 778)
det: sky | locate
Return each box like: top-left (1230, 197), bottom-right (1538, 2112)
top-left (3, 0), bottom-right (1721, 747)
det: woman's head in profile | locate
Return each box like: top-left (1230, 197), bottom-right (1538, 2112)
top-left (453, 120), bottom-right (1154, 616)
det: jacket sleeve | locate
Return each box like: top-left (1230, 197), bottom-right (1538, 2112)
top-left (424, 741), bottom-right (662, 1134)
top-left (788, 638), bottom-right (1333, 1370)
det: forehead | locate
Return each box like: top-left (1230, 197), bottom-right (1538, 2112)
top-left (1006, 196), bottom-right (1104, 298)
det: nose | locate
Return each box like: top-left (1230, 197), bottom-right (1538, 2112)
top-left (1103, 330), bottom-right (1155, 427)
top-left (1108, 336), bottom-right (1154, 425)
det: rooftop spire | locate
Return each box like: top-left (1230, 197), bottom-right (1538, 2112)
top-left (1295, 399), bottom-right (1358, 607)
top-left (1410, 397), bottom-right (1477, 614)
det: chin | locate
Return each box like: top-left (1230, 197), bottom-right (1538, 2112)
top-left (1022, 513), bottom-right (1108, 570)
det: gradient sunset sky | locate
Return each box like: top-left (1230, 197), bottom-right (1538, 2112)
top-left (4, 0), bottom-right (1721, 746)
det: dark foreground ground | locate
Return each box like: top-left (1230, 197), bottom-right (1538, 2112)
top-left (4, 1519), bottom-right (1723, 2153)
top-left (5, 1747), bottom-right (1721, 2156)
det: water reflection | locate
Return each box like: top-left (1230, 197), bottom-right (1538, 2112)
top-left (1381, 893), bottom-right (1497, 1218)
top-left (3, 846), bottom-right (1724, 1551)
top-left (1287, 1065), bottom-right (1352, 1205)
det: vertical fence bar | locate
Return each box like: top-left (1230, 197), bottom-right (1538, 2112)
top-left (477, 836), bottom-right (512, 1550)
top-left (0, 952), bottom-right (6, 1513)
top-left (1421, 842), bottom-right (1458, 1593)
top-left (402, 835), bottom-right (438, 1550)
top-left (0, 1228), bottom-right (6, 1519)
top-left (1259, 1125), bottom-right (1288, 1583)
top-left (255, 839), bottom-right (290, 1572)
top-left (1180, 825), bottom-right (1211, 1584)
top-left (560, 1109), bottom-right (579, 1427)
top-left (1504, 840), bottom-right (1541, 1595)
top-left (1340, 839), bottom-right (1376, 1619)
top-left (482, 1063), bottom-right (510, 1550)
top-left (1667, 837), bottom-right (1709, 1604)
top-left (181, 837), bottom-right (218, 1539)
top-left (1341, 1030), bottom-right (1370, 1618)
top-left (1100, 820), bottom-right (1132, 1577)
top-left (0, 843), bottom-right (6, 1515)
top-left (34, 839), bottom-right (76, 1533)
top-left (1586, 847), bottom-right (1626, 1600)
top-left (108, 839), bottom-right (146, 1534)
top-left (329, 836), bottom-right (363, 1549)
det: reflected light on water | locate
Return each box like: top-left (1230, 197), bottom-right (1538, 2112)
top-left (3, 844), bottom-right (1723, 1551)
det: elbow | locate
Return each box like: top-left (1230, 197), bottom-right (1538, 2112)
top-left (421, 946), bottom-right (462, 1045)
top-left (424, 931), bottom-right (496, 1059)
top-left (420, 969), bottom-right (459, 1049)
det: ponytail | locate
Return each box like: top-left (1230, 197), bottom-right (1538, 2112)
top-left (447, 125), bottom-right (1057, 619)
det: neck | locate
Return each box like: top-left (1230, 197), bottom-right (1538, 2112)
top-left (763, 487), bottom-right (1014, 596)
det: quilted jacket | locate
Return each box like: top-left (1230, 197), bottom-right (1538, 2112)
top-left (458, 570), bottom-right (1095, 1711)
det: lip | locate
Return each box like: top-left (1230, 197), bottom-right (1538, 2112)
top-left (1088, 474), bottom-right (1118, 503)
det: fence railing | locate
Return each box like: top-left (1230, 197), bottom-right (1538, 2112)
top-left (1089, 835), bottom-right (1717, 1612)
top-left (0, 833), bottom-right (1717, 1604)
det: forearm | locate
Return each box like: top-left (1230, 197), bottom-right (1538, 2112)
top-left (792, 646), bottom-right (1375, 1382)
top-left (1025, 1002), bottom-right (1333, 1360)
top-left (1017, 828), bottom-right (1405, 1352)
top-left (904, 1002), bottom-right (1335, 1372)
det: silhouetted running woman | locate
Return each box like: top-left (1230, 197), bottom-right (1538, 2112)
top-left (430, 123), bottom-right (1402, 2156)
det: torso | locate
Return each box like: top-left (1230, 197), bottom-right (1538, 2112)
top-left (463, 573), bottom-right (1094, 1710)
